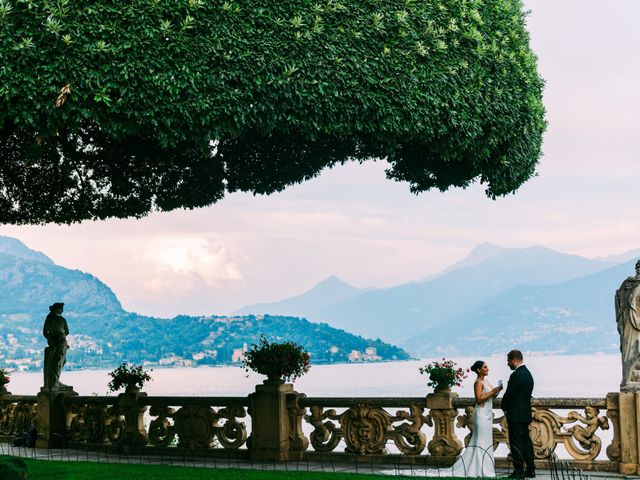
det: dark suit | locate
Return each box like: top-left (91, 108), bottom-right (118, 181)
top-left (501, 364), bottom-right (535, 476)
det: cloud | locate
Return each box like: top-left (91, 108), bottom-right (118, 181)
top-left (141, 237), bottom-right (243, 289)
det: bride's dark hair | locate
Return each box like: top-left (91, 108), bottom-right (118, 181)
top-left (470, 360), bottom-right (485, 374)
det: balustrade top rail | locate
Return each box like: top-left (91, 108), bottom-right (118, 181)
top-left (62, 395), bottom-right (249, 407)
top-left (300, 397), bottom-right (426, 408)
top-left (298, 396), bottom-right (607, 409)
top-left (0, 395), bottom-right (37, 403)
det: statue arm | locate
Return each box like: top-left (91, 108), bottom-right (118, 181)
top-left (42, 316), bottom-right (51, 338)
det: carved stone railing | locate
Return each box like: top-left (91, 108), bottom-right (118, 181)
top-left (63, 394), bottom-right (249, 455)
top-left (0, 395), bottom-right (38, 441)
top-left (0, 389), bottom-right (627, 473)
top-left (293, 394), bottom-right (619, 471)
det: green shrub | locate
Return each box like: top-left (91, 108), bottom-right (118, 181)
top-left (0, 455), bottom-right (29, 480)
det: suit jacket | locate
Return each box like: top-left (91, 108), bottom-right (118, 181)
top-left (501, 365), bottom-right (534, 423)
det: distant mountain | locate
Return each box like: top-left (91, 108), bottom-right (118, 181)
top-left (0, 236), bottom-right (54, 264)
top-left (305, 246), bottom-right (615, 344)
top-left (234, 275), bottom-right (366, 317)
top-left (418, 242), bottom-right (507, 281)
top-left (0, 237), bottom-right (409, 371)
top-left (595, 248), bottom-right (640, 266)
top-left (403, 261), bottom-right (634, 356)
top-left (0, 238), bottom-right (123, 317)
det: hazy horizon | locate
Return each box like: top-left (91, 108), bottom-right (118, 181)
top-left (2, 0), bottom-right (639, 318)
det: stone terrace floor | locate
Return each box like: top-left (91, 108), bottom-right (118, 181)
top-left (1, 445), bottom-right (638, 479)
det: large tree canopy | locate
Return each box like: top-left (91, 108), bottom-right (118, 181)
top-left (0, 0), bottom-right (545, 224)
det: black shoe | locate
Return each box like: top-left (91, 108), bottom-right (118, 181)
top-left (525, 472), bottom-right (536, 478)
top-left (507, 473), bottom-right (525, 479)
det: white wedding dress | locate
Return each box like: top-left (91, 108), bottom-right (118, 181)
top-left (449, 379), bottom-right (496, 478)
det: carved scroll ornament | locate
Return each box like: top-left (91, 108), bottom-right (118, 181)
top-left (0, 401), bottom-right (37, 436)
top-left (530, 405), bottom-right (609, 460)
top-left (305, 406), bottom-right (343, 452)
top-left (390, 403), bottom-right (427, 455)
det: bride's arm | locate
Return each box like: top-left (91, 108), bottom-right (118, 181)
top-left (474, 380), bottom-right (502, 403)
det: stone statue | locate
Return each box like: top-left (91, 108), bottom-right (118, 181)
top-left (42, 302), bottom-right (69, 390)
top-left (615, 261), bottom-right (640, 391)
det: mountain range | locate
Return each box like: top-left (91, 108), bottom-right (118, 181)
top-left (0, 236), bottom-right (409, 371)
top-left (235, 243), bottom-right (638, 356)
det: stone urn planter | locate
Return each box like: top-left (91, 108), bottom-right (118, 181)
top-left (433, 385), bottom-right (452, 394)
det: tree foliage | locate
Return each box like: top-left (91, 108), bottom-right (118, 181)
top-left (0, 0), bottom-right (545, 224)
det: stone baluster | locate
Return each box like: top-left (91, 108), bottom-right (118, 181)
top-left (606, 392), bottom-right (621, 462)
top-left (426, 390), bottom-right (463, 457)
top-left (286, 392), bottom-right (309, 460)
top-left (117, 388), bottom-right (149, 448)
top-left (37, 386), bottom-right (78, 447)
top-left (617, 391), bottom-right (640, 475)
top-left (248, 379), bottom-right (305, 461)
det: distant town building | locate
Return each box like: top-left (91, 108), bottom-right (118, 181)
top-left (232, 342), bottom-right (248, 363)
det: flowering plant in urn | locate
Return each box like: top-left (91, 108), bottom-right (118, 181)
top-left (419, 358), bottom-right (467, 391)
top-left (107, 362), bottom-right (152, 392)
top-left (242, 335), bottom-right (310, 383)
top-left (0, 368), bottom-right (10, 386)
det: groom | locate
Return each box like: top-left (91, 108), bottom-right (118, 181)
top-left (501, 349), bottom-right (535, 479)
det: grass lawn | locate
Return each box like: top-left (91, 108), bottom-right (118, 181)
top-left (22, 459), bottom-right (482, 480)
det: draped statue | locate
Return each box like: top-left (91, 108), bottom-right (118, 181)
top-left (615, 261), bottom-right (640, 391)
top-left (42, 302), bottom-right (69, 390)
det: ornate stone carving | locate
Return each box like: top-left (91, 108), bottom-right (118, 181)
top-left (214, 405), bottom-right (248, 449)
top-left (530, 406), bottom-right (609, 460)
top-left (426, 407), bottom-right (462, 456)
top-left (67, 402), bottom-right (119, 443)
top-left (173, 405), bottom-right (217, 449)
top-left (305, 406), bottom-right (342, 452)
top-left (456, 406), bottom-right (474, 447)
top-left (341, 405), bottom-right (391, 454)
top-left (0, 401), bottom-right (37, 436)
top-left (286, 395), bottom-right (309, 456)
top-left (148, 406), bottom-right (176, 447)
top-left (605, 394), bottom-right (621, 461)
top-left (615, 261), bottom-right (640, 391)
top-left (390, 403), bottom-right (426, 454)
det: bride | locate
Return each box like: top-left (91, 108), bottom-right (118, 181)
top-left (450, 360), bottom-right (503, 478)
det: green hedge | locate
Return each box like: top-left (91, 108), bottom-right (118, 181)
top-left (0, 455), bottom-right (28, 480)
top-left (0, 0), bottom-right (545, 224)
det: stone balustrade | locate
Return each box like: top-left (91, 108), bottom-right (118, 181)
top-left (1, 385), bottom-right (635, 474)
top-left (0, 395), bottom-right (37, 442)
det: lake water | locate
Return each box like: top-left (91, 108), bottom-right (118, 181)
top-left (6, 354), bottom-right (621, 398)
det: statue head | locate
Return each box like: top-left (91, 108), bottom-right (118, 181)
top-left (49, 302), bottom-right (64, 313)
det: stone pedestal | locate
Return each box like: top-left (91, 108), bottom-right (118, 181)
top-left (618, 391), bottom-right (640, 475)
top-left (117, 389), bottom-right (149, 447)
top-left (426, 390), bottom-right (462, 456)
top-left (36, 385), bottom-right (78, 448)
top-left (249, 380), bottom-right (295, 461)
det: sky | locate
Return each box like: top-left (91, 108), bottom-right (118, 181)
top-left (2, 0), bottom-right (640, 318)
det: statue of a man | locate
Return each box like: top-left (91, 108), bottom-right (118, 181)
top-left (615, 261), bottom-right (640, 391)
top-left (43, 302), bottom-right (69, 390)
